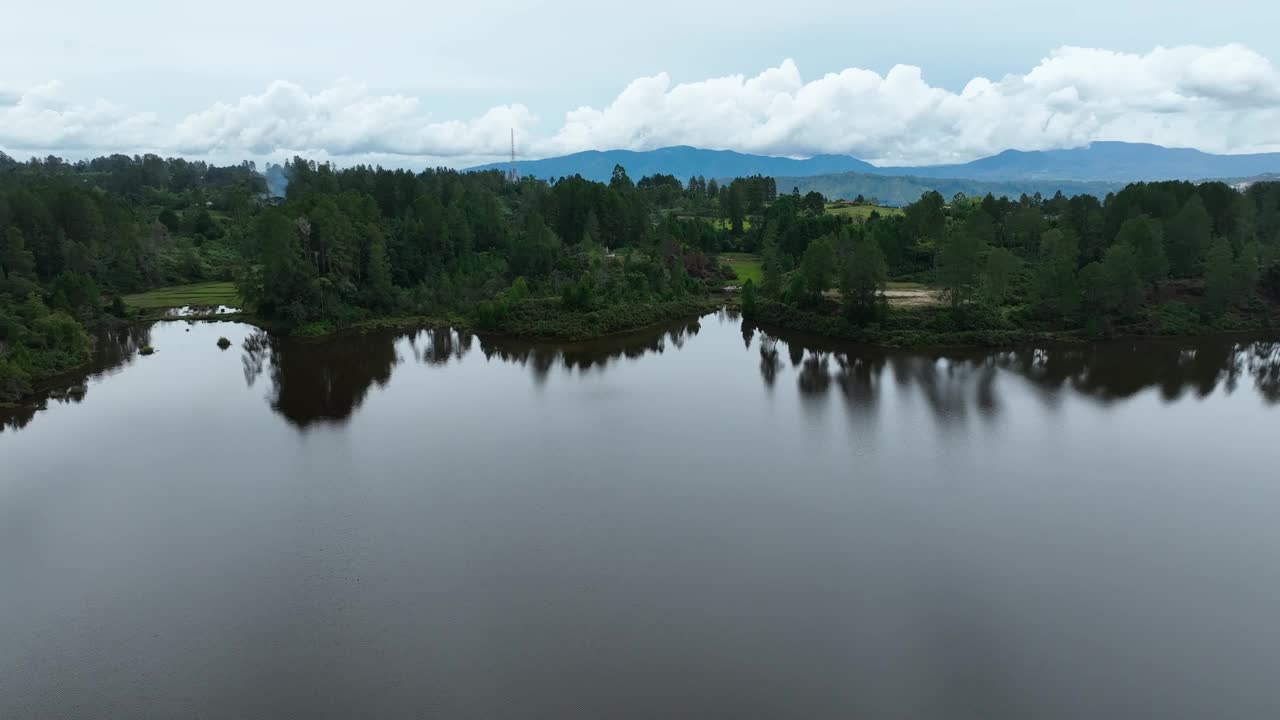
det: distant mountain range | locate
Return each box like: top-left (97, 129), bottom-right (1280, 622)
top-left (466, 142), bottom-right (1280, 202)
top-left (468, 146), bottom-right (876, 182)
top-left (777, 173), bottom-right (1124, 209)
top-left (890, 142), bottom-right (1280, 182)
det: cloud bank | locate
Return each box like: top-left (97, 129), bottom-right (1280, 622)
top-left (4, 44), bottom-right (1280, 166)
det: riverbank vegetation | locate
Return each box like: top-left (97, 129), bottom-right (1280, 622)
top-left (0, 154), bottom-right (263, 401)
top-left (742, 182), bottom-right (1280, 345)
top-left (4, 148), bottom-right (1280, 402)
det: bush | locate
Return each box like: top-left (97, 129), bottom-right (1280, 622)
top-left (1147, 302), bottom-right (1204, 336)
top-left (216, 337), bottom-right (232, 349)
top-left (292, 321), bottom-right (335, 338)
top-left (1262, 262), bottom-right (1280, 303)
top-left (497, 296), bottom-right (715, 341)
top-left (748, 299), bottom-right (1040, 347)
top-left (140, 345), bottom-right (156, 355)
top-left (0, 357), bottom-right (33, 403)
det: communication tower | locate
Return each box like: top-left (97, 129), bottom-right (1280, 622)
top-left (507, 129), bottom-right (519, 182)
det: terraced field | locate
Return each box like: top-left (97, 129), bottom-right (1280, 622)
top-left (123, 281), bottom-right (241, 310)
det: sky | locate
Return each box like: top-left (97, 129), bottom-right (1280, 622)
top-left (4, 0), bottom-right (1280, 168)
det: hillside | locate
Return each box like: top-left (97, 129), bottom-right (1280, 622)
top-left (467, 146), bottom-right (875, 182)
top-left (882, 142), bottom-right (1280, 182)
top-left (467, 142), bottom-right (1280, 188)
top-left (779, 172), bottom-right (1122, 206)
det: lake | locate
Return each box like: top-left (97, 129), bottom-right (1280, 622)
top-left (3, 312), bottom-right (1279, 719)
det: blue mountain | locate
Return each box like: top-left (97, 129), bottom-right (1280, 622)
top-left (466, 145), bottom-right (876, 182)
top-left (466, 141), bottom-right (1280, 185)
top-left (883, 142), bottom-right (1280, 182)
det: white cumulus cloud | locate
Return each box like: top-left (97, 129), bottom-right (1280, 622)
top-left (0, 81), bottom-right (159, 152)
top-left (535, 44), bottom-right (1280, 165)
top-left (171, 79), bottom-right (534, 158)
top-left (3, 44), bottom-right (1280, 166)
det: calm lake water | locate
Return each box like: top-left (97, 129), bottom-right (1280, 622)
top-left (3, 312), bottom-right (1279, 719)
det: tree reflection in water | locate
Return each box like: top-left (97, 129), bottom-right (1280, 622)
top-left (1, 323), bottom-right (153, 433)
top-left (758, 332), bottom-right (780, 388)
top-left (478, 317), bottom-right (703, 384)
top-left (237, 318), bottom-right (708, 426)
top-left (241, 329), bottom-right (403, 428)
top-left (7, 315), bottom-right (1279, 434)
top-left (753, 323), bottom-right (1280, 422)
top-left (234, 316), bottom-right (1280, 429)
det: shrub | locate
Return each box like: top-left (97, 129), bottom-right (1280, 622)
top-left (1262, 262), bottom-right (1280, 303)
top-left (0, 357), bottom-right (33, 403)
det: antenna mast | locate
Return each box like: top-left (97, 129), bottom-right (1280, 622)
top-left (507, 128), bottom-right (519, 182)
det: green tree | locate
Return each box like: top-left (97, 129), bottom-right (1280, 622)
top-left (1077, 261), bottom-right (1111, 335)
top-left (609, 164), bottom-right (633, 192)
top-left (561, 272), bottom-right (595, 310)
top-left (1166, 196), bottom-right (1211, 277)
top-left (583, 209), bottom-right (601, 249)
top-left (1102, 242), bottom-right (1144, 316)
top-left (1203, 237), bottom-right (1235, 317)
top-left (1006, 205), bottom-right (1044, 250)
top-left (801, 191), bottom-right (825, 216)
top-left (1234, 241), bottom-right (1262, 303)
top-left (761, 242), bottom-right (784, 298)
top-left (741, 278), bottom-right (758, 319)
top-left (799, 235), bottom-right (836, 304)
top-left (0, 355), bottom-right (32, 404)
top-left (983, 247), bottom-right (1019, 305)
top-left (904, 191), bottom-right (946, 247)
top-left (1034, 229), bottom-right (1079, 319)
top-left (50, 272), bottom-right (102, 319)
top-left (364, 233), bottom-right (395, 312)
top-left (507, 276), bottom-right (530, 303)
top-left (726, 184), bottom-right (746, 235)
top-left (966, 209), bottom-right (997, 247)
top-left (784, 272), bottom-right (807, 305)
top-left (1115, 216), bottom-right (1168, 291)
top-left (1, 228), bottom-right (37, 282)
top-left (241, 209), bottom-right (314, 319)
top-left (936, 226), bottom-right (985, 308)
top-left (158, 208), bottom-right (180, 233)
top-left (838, 232), bottom-right (888, 322)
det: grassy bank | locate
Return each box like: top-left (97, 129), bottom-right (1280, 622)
top-left (124, 282), bottom-right (241, 311)
top-left (721, 253), bottom-right (763, 286)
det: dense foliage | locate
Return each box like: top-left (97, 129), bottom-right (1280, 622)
top-left (4, 146), bottom-right (1280, 403)
top-left (745, 182), bottom-right (1280, 343)
top-left (0, 153), bottom-right (263, 401)
top-left (234, 159), bottom-right (748, 336)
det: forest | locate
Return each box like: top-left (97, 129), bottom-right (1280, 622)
top-left (3, 148), bottom-right (1280, 403)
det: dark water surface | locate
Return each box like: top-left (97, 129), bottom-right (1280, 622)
top-left (3, 313), bottom-right (1279, 719)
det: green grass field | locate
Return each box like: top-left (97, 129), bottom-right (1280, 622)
top-left (706, 217), bottom-right (753, 232)
top-left (825, 204), bottom-right (903, 220)
top-left (720, 253), bottom-right (763, 286)
top-left (124, 281), bottom-right (241, 310)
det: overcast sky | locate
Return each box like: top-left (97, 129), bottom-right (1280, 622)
top-left (4, 0), bottom-right (1280, 167)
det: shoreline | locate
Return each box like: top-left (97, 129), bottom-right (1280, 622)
top-left (8, 294), bottom-right (1278, 412)
top-left (5, 307), bottom-right (1278, 416)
